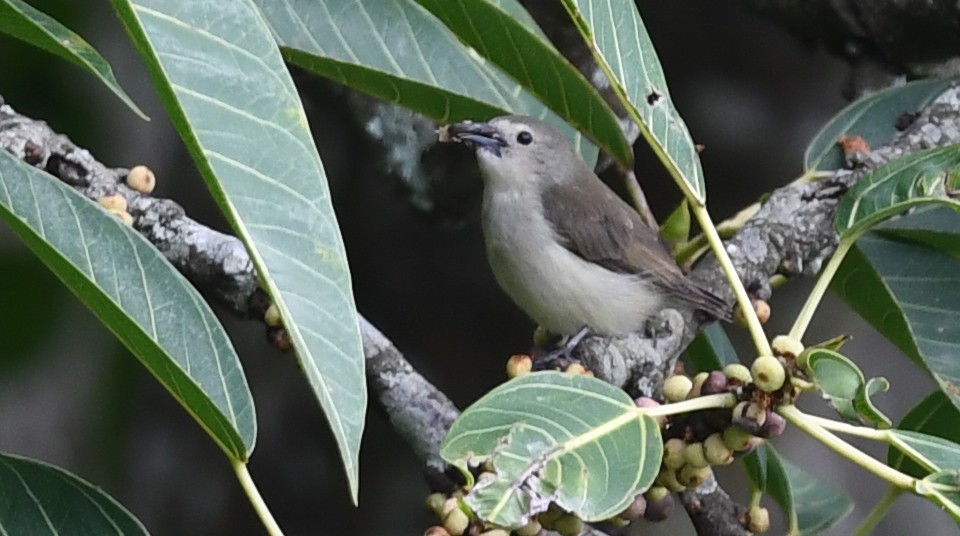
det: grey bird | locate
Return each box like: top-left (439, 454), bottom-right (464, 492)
top-left (442, 115), bottom-right (730, 337)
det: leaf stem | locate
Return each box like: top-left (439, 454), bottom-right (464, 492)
top-left (641, 392), bottom-right (737, 417)
top-left (778, 405), bottom-right (915, 490)
top-left (620, 166), bottom-right (660, 231)
top-left (234, 460), bottom-right (284, 536)
top-left (788, 238), bottom-right (854, 342)
top-left (799, 413), bottom-right (890, 442)
top-left (690, 203), bottom-right (772, 356)
top-left (852, 486), bottom-right (901, 536)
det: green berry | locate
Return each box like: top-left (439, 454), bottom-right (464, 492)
top-left (656, 465), bottom-right (686, 492)
top-left (704, 433), bottom-right (733, 466)
top-left (751, 355), bottom-right (786, 392)
top-left (553, 513), bottom-right (583, 536)
top-left (678, 464), bottom-right (712, 488)
top-left (682, 441), bottom-right (709, 468)
top-left (514, 519), bottom-right (542, 536)
top-left (722, 426), bottom-right (754, 451)
top-left (663, 374), bottom-right (693, 402)
top-left (663, 438), bottom-right (686, 469)
top-left (689, 371), bottom-right (709, 398)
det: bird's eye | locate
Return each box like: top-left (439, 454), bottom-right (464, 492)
top-left (516, 131), bottom-right (533, 145)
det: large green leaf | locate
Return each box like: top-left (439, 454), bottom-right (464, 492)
top-left (0, 452), bottom-right (148, 535)
top-left (879, 205), bottom-right (960, 256)
top-left (832, 233), bottom-right (960, 412)
top-left (441, 372), bottom-right (661, 528)
top-left (0, 150), bottom-right (254, 460)
top-left (560, 0), bottom-right (706, 203)
top-left (835, 145), bottom-right (960, 238)
top-left (0, 0), bottom-right (147, 119)
top-left (889, 391), bottom-right (960, 478)
top-left (804, 78), bottom-right (956, 172)
top-left (744, 444), bottom-right (853, 535)
top-left (255, 0), bottom-right (599, 166)
top-left (413, 0), bottom-right (631, 166)
top-left (111, 0), bottom-right (366, 499)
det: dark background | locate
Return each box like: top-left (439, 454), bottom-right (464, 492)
top-left (0, 1), bottom-right (953, 535)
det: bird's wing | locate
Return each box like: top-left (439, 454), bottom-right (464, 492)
top-left (541, 178), bottom-right (681, 278)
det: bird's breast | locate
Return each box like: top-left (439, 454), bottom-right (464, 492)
top-left (480, 186), bottom-right (664, 335)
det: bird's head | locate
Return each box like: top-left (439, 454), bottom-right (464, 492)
top-left (441, 115), bottom-right (585, 188)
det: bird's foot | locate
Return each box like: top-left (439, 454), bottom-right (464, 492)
top-left (532, 326), bottom-right (591, 371)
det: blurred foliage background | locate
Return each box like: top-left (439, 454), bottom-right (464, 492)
top-left (0, 1), bottom-right (952, 534)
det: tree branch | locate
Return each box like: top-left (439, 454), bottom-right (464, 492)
top-left (3, 81), bottom-right (959, 536)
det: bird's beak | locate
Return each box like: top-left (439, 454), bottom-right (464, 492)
top-left (442, 121), bottom-right (507, 157)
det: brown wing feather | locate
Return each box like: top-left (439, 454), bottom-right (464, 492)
top-left (541, 178), bottom-right (730, 320)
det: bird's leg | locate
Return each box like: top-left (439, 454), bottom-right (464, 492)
top-left (532, 326), bottom-right (591, 370)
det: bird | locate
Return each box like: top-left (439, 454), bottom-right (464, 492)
top-left (440, 115), bottom-right (730, 339)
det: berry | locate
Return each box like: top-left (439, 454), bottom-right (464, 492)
top-left (701, 371), bottom-right (729, 395)
top-left (620, 494), bottom-right (647, 520)
top-left (553, 513), bottom-right (583, 536)
top-left (751, 355), bottom-right (786, 392)
top-left (704, 433), bottom-right (733, 466)
top-left (443, 508), bottom-right (469, 536)
top-left (98, 194), bottom-right (127, 212)
top-left (663, 438), bottom-right (686, 469)
top-left (678, 464), bottom-right (712, 488)
top-left (722, 426), bottom-right (754, 452)
top-left (683, 442), bottom-right (709, 469)
top-left (643, 487), bottom-right (674, 522)
top-left (663, 374), bottom-right (693, 402)
top-left (760, 410), bottom-right (787, 438)
top-left (264, 304), bottom-right (282, 327)
top-left (506, 355), bottom-right (533, 378)
top-left (723, 363), bottom-right (753, 385)
top-left (771, 335), bottom-right (804, 360)
top-left (747, 505), bottom-right (771, 533)
top-left (126, 165), bottom-right (156, 194)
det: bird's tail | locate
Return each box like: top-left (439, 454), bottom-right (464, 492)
top-left (672, 279), bottom-right (733, 323)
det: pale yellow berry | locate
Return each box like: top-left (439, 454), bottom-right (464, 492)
top-left (566, 363), bottom-right (587, 376)
top-left (264, 304), bottom-right (282, 327)
top-left (443, 508), bottom-right (469, 536)
top-left (506, 354), bottom-right (533, 378)
top-left (663, 438), bottom-right (686, 469)
top-left (425, 492), bottom-right (446, 516)
top-left (663, 374), bottom-right (693, 402)
top-left (108, 208), bottom-right (134, 226)
top-left (747, 505), bottom-right (771, 533)
top-left (98, 194), bottom-right (127, 212)
top-left (126, 165), bottom-right (156, 194)
top-left (771, 335), bottom-right (804, 360)
top-left (514, 519), bottom-right (542, 536)
top-left (723, 363), bottom-right (753, 385)
top-left (751, 355), bottom-right (786, 392)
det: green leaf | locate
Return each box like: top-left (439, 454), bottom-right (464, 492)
top-left (920, 470), bottom-right (960, 524)
top-left (805, 78), bottom-right (956, 171)
top-left (889, 391), bottom-right (960, 478)
top-left (560, 0), bottom-right (706, 203)
top-left (660, 199), bottom-right (691, 249)
top-left (0, 150), bottom-right (254, 460)
top-left (0, 452), bottom-right (148, 535)
top-left (0, 0), bottom-right (147, 119)
top-left (888, 430), bottom-right (960, 474)
top-left (686, 323), bottom-right (738, 373)
top-left (111, 0), bottom-right (365, 499)
top-left (412, 0), bottom-right (631, 166)
top-left (441, 372), bottom-right (661, 527)
top-left (748, 444), bottom-right (853, 535)
top-left (835, 145), bottom-right (960, 238)
top-left (803, 348), bottom-right (866, 424)
top-left (832, 233), bottom-right (960, 412)
top-left (854, 377), bottom-right (892, 429)
top-left (878, 205), bottom-right (960, 256)
top-left (255, 0), bottom-right (599, 166)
